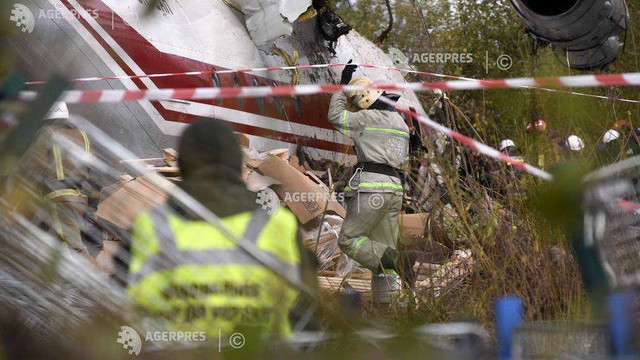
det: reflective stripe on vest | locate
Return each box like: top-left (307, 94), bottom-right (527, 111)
top-left (44, 189), bottom-right (87, 201)
top-left (52, 145), bottom-right (64, 180)
top-left (129, 208), bottom-right (301, 285)
top-left (79, 130), bottom-right (91, 154)
top-left (341, 110), bottom-right (349, 136)
top-left (363, 126), bottom-right (410, 138)
top-left (51, 129), bottom-right (91, 181)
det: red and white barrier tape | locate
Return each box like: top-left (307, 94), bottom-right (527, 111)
top-left (616, 199), bottom-right (640, 212)
top-left (25, 63), bottom-right (640, 104)
top-left (376, 96), bottom-right (554, 181)
top-left (18, 73), bottom-right (640, 104)
top-left (23, 63), bottom-right (464, 85)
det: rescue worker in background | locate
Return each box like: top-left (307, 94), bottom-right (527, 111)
top-left (499, 139), bottom-right (525, 163)
top-left (126, 120), bottom-right (311, 339)
top-left (328, 62), bottom-right (417, 300)
top-left (19, 102), bottom-right (99, 267)
top-left (526, 118), bottom-right (547, 134)
top-left (497, 139), bottom-right (525, 194)
top-left (561, 135), bottom-right (585, 155)
top-left (596, 128), bottom-right (622, 164)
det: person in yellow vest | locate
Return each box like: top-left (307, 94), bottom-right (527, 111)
top-left (126, 120), bottom-right (309, 339)
top-left (17, 102), bottom-right (97, 266)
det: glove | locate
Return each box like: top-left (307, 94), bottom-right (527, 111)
top-left (340, 60), bottom-right (358, 85)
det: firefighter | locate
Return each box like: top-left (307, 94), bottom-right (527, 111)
top-left (499, 139), bottom-right (524, 162)
top-left (328, 62), bottom-right (416, 300)
top-left (526, 118), bottom-right (547, 134)
top-left (126, 120), bottom-right (307, 338)
top-left (596, 128), bottom-right (622, 164)
top-left (561, 134), bottom-right (585, 155)
top-left (20, 102), bottom-right (97, 265)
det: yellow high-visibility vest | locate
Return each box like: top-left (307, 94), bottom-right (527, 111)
top-left (128, 206), bottom-right (301, 338)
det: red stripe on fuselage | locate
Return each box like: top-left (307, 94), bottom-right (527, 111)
top-left (69, 0), bottom-right (334, 130)
top-left (59, 0), bottom-right (351, 153)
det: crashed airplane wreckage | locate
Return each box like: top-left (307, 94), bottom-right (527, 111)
top-left (6, 0), bottom-right (428, 162)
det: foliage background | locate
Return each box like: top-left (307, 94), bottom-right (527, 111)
top-left (331, 0), bottom-right (640, 327)
top-left (334, 0), bottom-right (640, 153)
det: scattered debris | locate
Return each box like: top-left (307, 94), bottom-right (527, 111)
top-left (257, 154), bottom-right (346, 224)
top-left (317, 7), bottom-right (352, 55)
top-left (97, 174), bottom-right (171, 229)
top-left (399, 212), bottom-right (429, 245)
top-left (97, 142), bottom-right (474, 302)
top-left (162, 148), bottom-right (178, 167)
top-left (416, 250), bottom-right (474, 298)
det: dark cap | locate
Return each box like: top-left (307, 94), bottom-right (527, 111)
top-left (178, 119), bottom-right (243, 179)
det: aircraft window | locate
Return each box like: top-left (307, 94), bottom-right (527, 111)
top-left (211, 72), bottom-right (223, 106)
top-left (253, 79), bottom-right (265, 113)
top-left (273, 83), bottom-right (284, 117)
top-left (233, 74), bottom-right (244, 109)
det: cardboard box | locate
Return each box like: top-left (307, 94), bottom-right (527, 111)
top-left (97, 174), bottom-right (171, 228)
top-left (399, 213), bottom-right (429, 245)
top-left (244, 170), bottom-right (281, 192)
top-left (162, 148), bottom-right (178, 167)
top-left (95, 240), bottom-right (121, 275)
top-left (237, 133), bottom-right (250, 148)
top-left (264, 148), bottom-right (289, 162)
top-left (258, 155), bottom-right (346, 224)
top-left (242, 147), bottom-right (271, 168)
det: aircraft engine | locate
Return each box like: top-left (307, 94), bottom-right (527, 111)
top-left (510, 0), bottom-right (628, 70)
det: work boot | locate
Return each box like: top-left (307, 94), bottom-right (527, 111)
top-left (371, 270), bottom-right (401, 308)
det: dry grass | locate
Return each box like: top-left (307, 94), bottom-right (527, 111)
top-left (376, 103), bottom-right (589, 331)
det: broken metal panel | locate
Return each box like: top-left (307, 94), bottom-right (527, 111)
top-left (269, 25), bottom-right (429, 115)
top-left (231, 0), bottom-right (294, 47)
top-left (229, 0), bottom-right (313, 47)
top-left (279, 0), bottom-right (312, 22)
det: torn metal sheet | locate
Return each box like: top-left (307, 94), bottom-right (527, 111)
top-left (279, 0), bottom-right (312, 22)
top-left (231, 0), bottom-right (293, 47)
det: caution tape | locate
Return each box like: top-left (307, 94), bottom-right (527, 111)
top-left (376, 96), bottom-right (554, 181)
top-left (616, 199), bottom-right (640, 212)
top-left (17, 72), bottom-right (640, 104)
top-left (25, 63), bottom-right (640, 104)
top-left (23, 63), bottom-right (462, 85)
